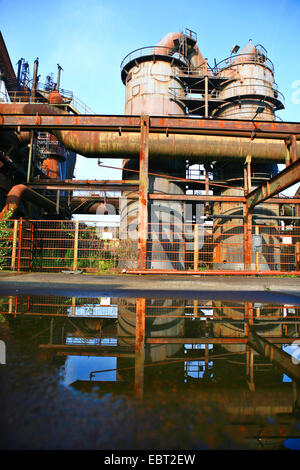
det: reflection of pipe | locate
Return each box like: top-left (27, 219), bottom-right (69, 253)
top-left (0, 184), bottom-right (68, 219)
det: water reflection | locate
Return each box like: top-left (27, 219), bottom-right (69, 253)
top-left (0, 294), bottom-right (300, 450)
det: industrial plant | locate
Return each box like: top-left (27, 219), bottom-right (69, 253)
top-left (0, 28), bottom-right (299, 275)
top-left (1, 27), bottom-right (300, 451)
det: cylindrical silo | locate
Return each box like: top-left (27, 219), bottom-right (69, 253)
top-left (120, 34), bottom-right (191, 270)
top-left (212, 42), bottom-right (284, 271)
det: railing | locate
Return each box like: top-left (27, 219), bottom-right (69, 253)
top-left (68, 94), bottom-right (96, 115)
top-left (36, 137), bottom-right (65, 157)
top-left (0, 219), bottom-right (34, 272)
top-left (7, 86), bottom-right (95, 114)
top-left (1, 215), bottom-right (299, 274)
top-left (214, 52), bottom-right (275, 74)
top-left (120, 46), bottom-right (189, 72)
top-left (213, 80), bottom-right (285, 108)
top-left (169, 87), bottom-right (222, 101)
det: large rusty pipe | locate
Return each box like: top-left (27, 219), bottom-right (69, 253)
top-left (0, 184), bottom-right (67, 219)
top-left (53, 130), bottom-right (294, 163)
top-left (0, 103), bottom-right (297, 163)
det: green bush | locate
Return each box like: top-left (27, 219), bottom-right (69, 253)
top-left (0, 211), bottom-right (14, 270)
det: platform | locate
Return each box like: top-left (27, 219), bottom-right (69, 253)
top-left (0, 272), bottom-right (299, 303)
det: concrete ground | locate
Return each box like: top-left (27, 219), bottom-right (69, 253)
top-left (0, 271), bottom-right (299, 303)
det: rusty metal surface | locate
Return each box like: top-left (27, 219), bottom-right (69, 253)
top-left (247, 159), bottom-right (300, 208)
top-left (0, 184), bottom-right (68, 219)
top-left (248, 327), bottom-right (300, 382)
top-left (1, 104), bottom-right (300, 136)
top-left (29, 180), bottom-right (139, 192)
top-left (137, 116), bottom-right (149, 271)
top-left (0, 104), bottom-right (299, 165)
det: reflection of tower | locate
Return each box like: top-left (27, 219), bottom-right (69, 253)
top-left (212, 301), bottom-right (284, 356)
top-left (117, 298), bottom-right (185, 362)
top-left (212, 42), bottom-right (284, 271)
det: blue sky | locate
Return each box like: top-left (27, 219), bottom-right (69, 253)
top-left (1, 0), bottom-right (300, 181)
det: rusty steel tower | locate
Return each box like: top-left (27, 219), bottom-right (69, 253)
top-left (120, 29), bottom-right (285, 272)
top-left (0, 28), bottom-right (299, 276)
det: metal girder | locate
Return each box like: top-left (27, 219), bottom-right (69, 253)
top-left (1, 109), bottom-right (300, 139)
top-left (248, 328), bottom-right (300, 382)
top-left (29, 179), bottom-right (139, 192)
top-left (247, 159), bottom-right (300, 208)
top-left (137, 115), bottom-right (149, 271)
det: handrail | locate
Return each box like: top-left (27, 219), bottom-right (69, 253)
top-left (169, 87), bottom-right (222, 100)
top-left (211, 81), bottom-right (285, 107)
top-left (169, 81), bottom-right (284, 109)
top-left (7, 88), bottom-right (95, 114)
top-left (171, 61), bottom-right (213, 77)
top-left (214, 52), bottom-right (274, 74)
top-left (120, 46), bottom-right (188, 71)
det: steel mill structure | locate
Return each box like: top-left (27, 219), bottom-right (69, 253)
top-left (0, 28), bottom-right (300, 275)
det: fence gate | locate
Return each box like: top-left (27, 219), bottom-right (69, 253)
top-left (10, 218), bottom-right (34, 272)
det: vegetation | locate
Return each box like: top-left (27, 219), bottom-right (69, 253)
top-left (0, 210), bottom-right (14, 271)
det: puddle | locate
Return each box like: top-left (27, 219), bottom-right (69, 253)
top-left (0, 294), bottom-right (300, 450)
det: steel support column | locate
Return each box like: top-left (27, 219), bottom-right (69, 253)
top-left (137, 115), bottom-right (149, 271)
top-left (244, 204), bottom-right (253, 270)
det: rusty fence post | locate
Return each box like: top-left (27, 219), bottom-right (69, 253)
top-left (137, 115), bottom-right (149, 271)
top-left (254, 225), bottom-right (260, 272)
top-left (135, 297), bottom-right (146, 398)
top-left (244, 205), bottom-right (253, 271)
top-left (10, 219), bottom-right (19, 271)
top-left (17, 217), bottom-right (23, 272)
top-left (73, 220), bottom-right (79, 270)
top-left (29, 221), bottom-right (34, 270)
top-left (194, 223), bottom-right (199, 271)
top-left (244, 158), bottom-right (253, 272)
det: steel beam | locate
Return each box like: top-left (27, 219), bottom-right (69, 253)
top-left (1, 109), bottom-right (300, 138)
top-left (137, 115), bottom-right (149, 271)
top-left (29, 179), bottom-right (139, 192)
top-left (248, 328), bottom-right (300, 382)
top-left (247, 159), bottom-right (300, 208)
top-left (145, 337), bottom-right (248, 344)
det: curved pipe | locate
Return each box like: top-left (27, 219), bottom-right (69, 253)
top-left (189, 44), bottom-right (206, 69)
top-left (155, 32), bottom-right (181, 51)
top-left (154, 32), bottom-right (206, 69)
top-left (0, 184), bottom-right (68, 219)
